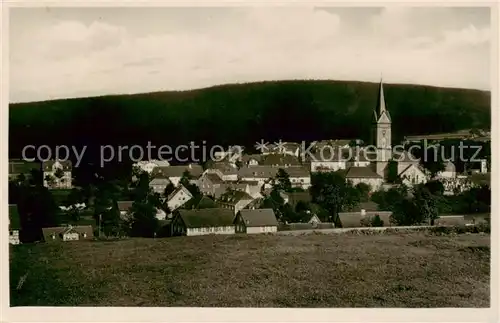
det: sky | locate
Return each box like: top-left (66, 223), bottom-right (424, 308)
top-left (9, 7), bottom-right (491, 103)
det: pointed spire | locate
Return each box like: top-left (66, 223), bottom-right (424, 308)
top-left (377, 78), bottom-right (386, 116)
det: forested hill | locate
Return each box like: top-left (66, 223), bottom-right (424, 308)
top-left (9, 80), bottom-right (490, 158)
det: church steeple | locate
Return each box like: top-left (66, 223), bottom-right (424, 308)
top-left (373, 79), bottom-right (391, 123)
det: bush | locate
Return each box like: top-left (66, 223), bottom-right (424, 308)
top-left (371, 215), bottom-right (384, 227)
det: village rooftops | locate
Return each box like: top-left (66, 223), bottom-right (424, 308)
top-left (155, 164), bottom-right (203, 178)
top-left (205, 160), bottom-right (238, 174)
top-left (204, 173), bottom-right (225, 184)
top-left (260, 153), bottom-right (301, 166)
top-left (177, 208), bottom-right (235, 228)
top-left (345, 166), bottom-right (382, 179)
top-left (218, 190), bottom-right (254, 204)
top-left (238, 209), bottom-right (278, 227)
top-left (238, 166), bottom-right (277, 178)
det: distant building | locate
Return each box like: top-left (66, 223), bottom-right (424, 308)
top-left (152, 164), bottom-right (203, 186)
top-left (165, 184), bottom-right (193, 215)
top-left (345, 167), bottom-right (384, 192)
top-left (42, 159), bottom-right (73, 189)
top-left (42, 225), bottom-right (94, 242)
top-left (309, 149), bottom-right (347, 173)
top-left (171, 208), bottom-right (235, 236)
top-left (217, 190), bottom-right (255, 215)
top-left (9, 204), bottom-right (21, 245)
top-left (134, 159), bottom-right (171, 174)
top-left (149, 172), bottom-right (171, 194)
top-left (234, 209), bottom-right (278, 234)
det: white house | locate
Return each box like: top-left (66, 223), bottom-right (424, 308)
top-left (234, 208), bottom-right (278, 234)
top-left (345, 166), bottom-right (384, 192)
top-left (399, 164), bottom-right (428, 187)
top-left (134, 159), bottom-right (171, 174)
top-left (42, 160), bottom-right (72, 189)
top-left (310, 149), bottom-right (347, 172)
top-left (286, 167), bottom-right (312, 189)
top-left (41, 225), bottom-right (94, 242)
top-left (217, 190), bottom-right (256, 215)
top-left (171, 208), bottom-right (235, 236)
top-left (166, 184), bottom-right (193, 214)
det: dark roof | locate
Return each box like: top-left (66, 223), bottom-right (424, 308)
top-left (9, 204), bottom-right (21, 230)
top-left (218, 190), bottom-right (254, 204)
top-left (117, 201), bottom-right (134, 212)
top-left (205, 161), bottom-right (238, 174)
top-left (42, 160), bottom-right (72, 171)
top-left (238, 166), bottom-right (277, 178)
top-left (285, 167), bottom-right (311, 177)
top-left (195, 195), bottom-right (217, 209)
top-left (204, 173), bottom-right (224, 184)
top-left (238, 209), bottom-right (278, 227)
top-left (42, 225), bottom-right (94, 241)
top-left (8, 160), bottom-right (42, 175)
top-left (261, 154), bottom-right (301, 166)
top-left (178, 208), bottom-right (235, 228)
top-left (345, 167), bottom-right (382, 179)
top-left (155, 164), bottom-right (203, 178)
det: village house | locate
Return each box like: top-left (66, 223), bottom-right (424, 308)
top-left (345, 166), bottom-right (384, 192)
top-left (309, 149), bottom-right (348, 172)
top-left (217, 190), bottom-right (256, 215)
top-left (238, 166), bottom-right (277, 186)
top-left (234, 208), bottom-right (278, 234)
top-left (148, 172), bottom-right (171, 194)
top-left (171, 208), bottom-right (235, 236)
top-left (285, 167), bottom-right (312, 189)
top-left (399, 163), bottom-right (428, 187)
top-left (9, 204), bottom-right (21, 245)
top-left (198, 172), bottom-right (225, 197)
top-left (262, 142), bottom-right (301, 156)
top-left (8, 159), bottom-right (42, 182)
top-left (42, 225), bottom-right (94, 242)
top-left (165, 184), bottom-right (193, 214)
top-left (117, 201), bottom-right (134, 220)
top-left (204, 161), bottom-right (238, 181)
top-left (134, 159), bottom-right (171, 174)
top-left (42, 159), bottom-right (73, 189)
top-left (153, 164), bottom-right (203, 187)
top-left (259, 153), bottom-right (302, 167)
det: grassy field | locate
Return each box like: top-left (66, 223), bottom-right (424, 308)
top-left (10, 231), bottom-right (490, 307)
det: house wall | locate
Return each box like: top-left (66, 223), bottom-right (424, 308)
top-left (167, 189), bottom-right (191, 212)
top-left (43, 171), bottom-right (72, 189)
top-left (186, 226), bottom-right (235, 236)
top-left (289, 176), bottom-right (311, 189)
top-left (246, 226), bottom-right (277, 234)
top-left (9, 230), bottom-right (20, 245)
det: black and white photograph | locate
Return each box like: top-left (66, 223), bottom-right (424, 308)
top-left (2, 1), bottom-right (496, 320)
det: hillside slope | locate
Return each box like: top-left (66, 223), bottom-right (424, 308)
top-left (9, 80), bottom-right (490, 158)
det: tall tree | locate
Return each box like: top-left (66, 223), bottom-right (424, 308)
top-left (273, 168), bottom-right (293, 193)
top-left (129, 172), bottom-right (160, 237)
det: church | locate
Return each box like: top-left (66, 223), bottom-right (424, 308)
top-left (345, 80), bottom-right (428, 191)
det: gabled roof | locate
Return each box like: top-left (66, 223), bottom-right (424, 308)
top-left (345, 166), bottom-right (382, 179)
top-left (203, 173), bottom-right (224, 184)
top-left (238, 209), bottom-right (278, 227)
top-left (285, 167), bottom-right (310, 178)
top-left (238, 166), bottom-right (277, 178)
top-left (398, 163), bottom-right (427, 177)
top-left (42, 225), bottom-right (94, 241)
top-left (177, 208), bottom-right (235, 228)
top-left (155, 164), bottom-right (203, 179)
top-left (218, 190), bottom-right (254, 204)
top-left (117, 201), bottom-right (134, 212)
top-left (167, 184), bottom-right (193, 201)
top-left (205, 161), bottom-right (238, 174)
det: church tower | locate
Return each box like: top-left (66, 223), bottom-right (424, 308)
top-left (372, 79), bottom-right (392, 177)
